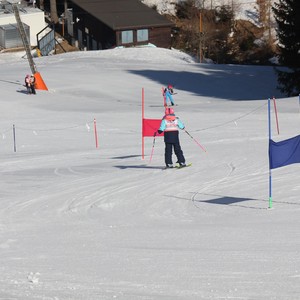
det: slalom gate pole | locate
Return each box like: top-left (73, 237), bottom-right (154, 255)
top-left (162, 87), bottom-right (166, 107)
top-left (149, 132), bottom-right (157, 163)
top-left (184, 129), bottom-right (206, 153)
top-left (142, 88), bottom-right (145, 160)
top-left (272, 97), bottom-right (280, 135)
top-left (268, 98), bottom-right (273, 209)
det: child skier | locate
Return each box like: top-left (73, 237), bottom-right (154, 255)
top-left (157, 107), bottom-right (186, 168)
top-left (30, 75), bottom-right (36, 95)
top-left (163, 84), bottom-right (175, 106)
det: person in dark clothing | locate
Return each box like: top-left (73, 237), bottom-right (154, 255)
top-left (30, 75), bottom-right (36, 95)
top-left (157, 107), bottom-right (186, 168)
top-left (25, 74), bottom-right (31, 94)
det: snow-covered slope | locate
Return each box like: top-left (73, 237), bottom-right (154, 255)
top-left (0, 47), bottom-right (299, 299)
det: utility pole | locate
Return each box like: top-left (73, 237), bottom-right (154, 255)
top-left (12, 3), bottom-right (37, 74)
top-left (12, 2), bottom-right (48, 90)
top-left (199, 11), bottom-right (203, 63)
top-left (268, 0), bottom-right (272, 43)
top-left (199, 0), bottom-right (205, 63)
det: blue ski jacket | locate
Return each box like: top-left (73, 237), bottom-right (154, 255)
top-left (158, 116), bottom-right (185, 144)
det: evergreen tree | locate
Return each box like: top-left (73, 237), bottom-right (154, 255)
top-left (273, 0), bottom-right (300, 96)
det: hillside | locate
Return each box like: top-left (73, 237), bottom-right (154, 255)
top-left (142, 0), bottom-right (276, 22)
top-left (142, 0), bottom-right (277, 64)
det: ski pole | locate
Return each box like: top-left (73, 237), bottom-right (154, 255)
top-left (149, 132), bottom-right (157, 163)
top-left (184, 129), bottom-right (207, 153)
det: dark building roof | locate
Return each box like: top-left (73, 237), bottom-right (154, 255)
top-left (70, 0), bottom-right (173, 30)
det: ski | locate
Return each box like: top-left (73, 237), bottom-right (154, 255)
top-left (175, 163), bottom-right (192, 169)
top-left (149, 104), bottom-right (178, 108)
top-left (162, 163), bottom-right (192, 170)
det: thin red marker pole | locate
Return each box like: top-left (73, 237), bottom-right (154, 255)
top-left (94, 118), bottom-right (99, 148)
top-left (162, 87), bottom-right (166, 106)
top-left (272, 97), bottom-right (280, 135)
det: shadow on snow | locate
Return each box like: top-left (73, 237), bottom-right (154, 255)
top-left (128, 64), bottom-right (283, 101)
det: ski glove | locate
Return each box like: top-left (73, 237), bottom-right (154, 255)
top-left (157, 130), bottom-right (163, 134)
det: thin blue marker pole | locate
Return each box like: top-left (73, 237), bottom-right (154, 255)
top-left (268, 98), bottom-right (272, 209)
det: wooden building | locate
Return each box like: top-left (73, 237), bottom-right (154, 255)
top-left (64, 0), bottom-right (174, 50)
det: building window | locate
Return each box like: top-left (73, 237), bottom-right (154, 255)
top-left (121, 30), bottom-right (133, 44)
top-left (137, 29), bottom-right (149, 42)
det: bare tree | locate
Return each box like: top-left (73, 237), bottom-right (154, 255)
top-left (172, 1), bottom-right (234, 63)
top-left (256, 0), bottom-right (273, 44)
top-left (50, 0), bottom-right (59, 24)
top-left (257, 0), bottom-right (267, 25)
top-left (39, 0), bottom-right (44, 10)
